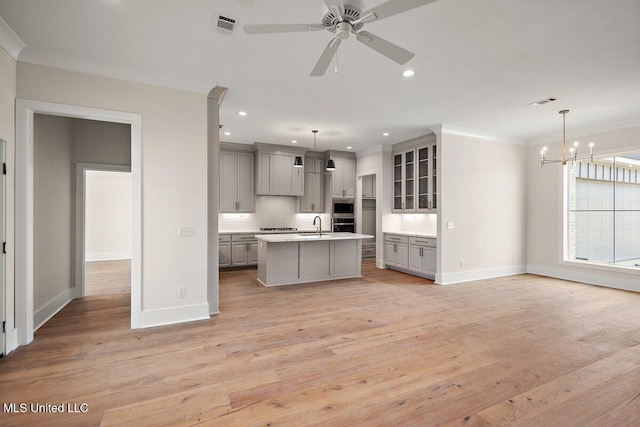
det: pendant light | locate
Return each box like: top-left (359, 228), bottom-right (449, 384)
top-left (292, 130), bottom-right (335, 173)
top-left (540, 110), bottom-right (594, 166)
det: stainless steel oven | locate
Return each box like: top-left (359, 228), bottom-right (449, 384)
top-left (332, 200), bottom-right (354, 215)
top-left (332, 217), bottom-right (355, 233)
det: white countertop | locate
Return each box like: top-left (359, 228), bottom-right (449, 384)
top-left (256, 233), bottom-right (374, 243)
top-left (220, 229), bottom-right (330, 235)
top-left (383, 231), bottom-right (437, 238)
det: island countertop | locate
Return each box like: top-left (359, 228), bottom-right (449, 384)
top-left (256, 233), bottom-right (374, 243)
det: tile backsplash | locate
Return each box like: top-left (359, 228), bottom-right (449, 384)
top-left (384, 213), bottom-right (437, 235)
top-left (219, 196), bottom-right (331, 232)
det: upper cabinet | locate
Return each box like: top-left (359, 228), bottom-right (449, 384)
top-left (362, 174), bottom-right (376, 199)
top-left (327, 151), bottom-right (356, 199)
top-left (392, 133), bottom-right (437, 213)
top-left (298, 152), bottom-right (325, 213)
top-left (220, 147), bottom-right (255, 213)
top-left (255, 143), bottom-right (306, 196)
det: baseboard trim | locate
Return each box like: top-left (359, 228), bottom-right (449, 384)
top-left (34, 287), bottom-right (76, 331)
top-left (439, 265), bottom-right (527, 285)
top-left (138, 303), bottom-right (210, 329)
top-left (86, 252), bottom-right (132, 262)
top-left (527, 264), bottom-right (640, 293)
top-left (5, 327), bottom-right (18, 354)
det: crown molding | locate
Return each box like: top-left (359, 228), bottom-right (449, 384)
top-left (0, 15), bottom-right (25, 60)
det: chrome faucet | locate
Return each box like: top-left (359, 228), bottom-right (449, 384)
top-left (313, 215), bottom-right (322, 236)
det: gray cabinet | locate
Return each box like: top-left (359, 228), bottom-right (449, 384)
top-left (219, 233), bottom-right (259, 268)
top-left (299, 155), bottom-right (325, 213)
top-left (408, 236), bottom-right (436, 278)
top-left (220, 150), bottom-right (255, 212)
top-left (256, 150), bottom-right (304, 196)
top-left (392, 134), bottom-right (437, 213)
top-left (231, 234), bottom-right (259, 267)
top-left (219, 234), bottom-right (231, 267)
top-left (329, 156), bottom-right (356, 199)
top-left (384, 234), bottom-right (409, 269)
top-left (385, 233), bottom-right (436, 280)
top-left (362, 174), bottom-right (376, 199)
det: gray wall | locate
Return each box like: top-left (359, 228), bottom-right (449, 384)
top-left (33, 114), bottom-right (131, 319)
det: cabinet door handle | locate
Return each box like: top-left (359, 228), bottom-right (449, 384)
top-left (311, 203), bottom-right (315, 211)
top-left (394, 243), bottom-right (397, 252)
top-left (235, 201), bottom-right (239, 211)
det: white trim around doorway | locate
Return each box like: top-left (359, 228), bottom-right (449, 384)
top-left (15, 99), bottom-right (142, 347)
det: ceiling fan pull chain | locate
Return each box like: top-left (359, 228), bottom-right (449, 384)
top-left (335, 47), bottom-right (339, 74)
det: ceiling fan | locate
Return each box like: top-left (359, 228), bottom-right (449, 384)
top-left (243, 0), bottom-right (438, 76)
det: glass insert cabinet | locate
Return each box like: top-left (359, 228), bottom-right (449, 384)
top-left (392, 134), bottom-right (437, 213)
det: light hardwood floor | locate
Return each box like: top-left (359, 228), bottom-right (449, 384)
top-left (1, 261), bottom-right (639, 426)
top-left (85, 260), bottom-right (131, 296)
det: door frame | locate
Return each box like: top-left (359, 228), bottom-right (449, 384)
top-left (76, 164), bottom-right (132, 298)
top-left (0, 139), bottom-right (5, 355)
top-left (16, 99), bottom-right (142, 346)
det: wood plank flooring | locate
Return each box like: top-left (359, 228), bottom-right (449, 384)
top-left (84, 260), bottom-right (131, 296)
top-left (1, 261), bottom-right (639, 426)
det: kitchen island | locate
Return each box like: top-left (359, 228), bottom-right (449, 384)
top-left (256, 233), bottom-right (374, 287)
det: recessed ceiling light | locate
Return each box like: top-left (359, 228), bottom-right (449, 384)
top-left (402, 69), bottom-right (415, 77)
top-left (347, 146), bottom-right (353, 150)
top-left (238, 111), bottom-right (247, 116)
top-left (383, 132), bottom-right (390, 136)
top-left (223, 132), bottom-right (231, 136)
top-left (291, 140), bottom-right (297, 144)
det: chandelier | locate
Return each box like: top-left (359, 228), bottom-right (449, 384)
top-left (294, 130), bottom-right (336, 172)
top-left (540, 110), bottom-right (594, 166)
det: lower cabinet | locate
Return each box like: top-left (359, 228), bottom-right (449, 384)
top-left (220, 234), bottom-right (259, 268)
top-left (408, 237), bottom-right (436, 277)
top-left (384, 233), bottom-right (436, 280)
top-left (384, 234), bottom-right (409, 269)
top-left (219, 235), bottom-right (231, 267)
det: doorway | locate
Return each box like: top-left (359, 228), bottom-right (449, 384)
top-left (15, 99), bottom-right (142, 347)
top-left (77, 166), bottom-right (132, 298)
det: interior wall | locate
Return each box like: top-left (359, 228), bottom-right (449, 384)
top-left (85, 170), bottom-right (132, 261)
top-left (439, 128), bottom-right (527, 284)
top-left (17, 63), bottom-right (210, 326)
top-left (72, 118), bottom-right (131, 164)
top-left (33, 114), bottom-right (73, 314)
top-left (0, 46), bottom-right (16, 349)
top-left (527, 124), bottom-right (640, 292)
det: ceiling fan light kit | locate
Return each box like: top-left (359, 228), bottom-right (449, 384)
top-left (243, 0), bottom-right (438, 76)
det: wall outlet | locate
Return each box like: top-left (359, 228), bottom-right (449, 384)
top-left (177, 287), bottom-right (186, 298)
top-left (459, 260), bottom-right (464, 267)
top-left (447, 222), bottom-right (455, 229)
top-left (178, 225), bottom-right (194, 237)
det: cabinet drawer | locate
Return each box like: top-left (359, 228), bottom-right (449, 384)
top-left (232, 234), bottom-right (257, 241)
top-left (384, 234), bottom-right (409, 244)
top-left (409, 236), bottom-right (436, 247)
top-left (219, 234), bottom-right (231, 243)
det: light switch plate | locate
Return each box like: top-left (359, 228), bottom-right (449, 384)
top-left (447, 222), bottom-right (455, 229)
top-left (178, 225), bottom-right (194, 237)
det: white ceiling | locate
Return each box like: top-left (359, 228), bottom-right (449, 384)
top-left (1, 0), bottom-right (639, 152)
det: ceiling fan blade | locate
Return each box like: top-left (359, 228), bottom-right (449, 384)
top-left (324, 0), bottom-right (345, 19)
top-left (310, 38), bottom-right (342, 77)
top-left (243, 24), bottom-right (324, 34)
top-left (355, 0), bottom-right (438, 25)
top-left (356, 31), bottom-right (414, 64)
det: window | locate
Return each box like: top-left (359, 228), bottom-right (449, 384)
top-left (566, 153), bottom-right (640, 268)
